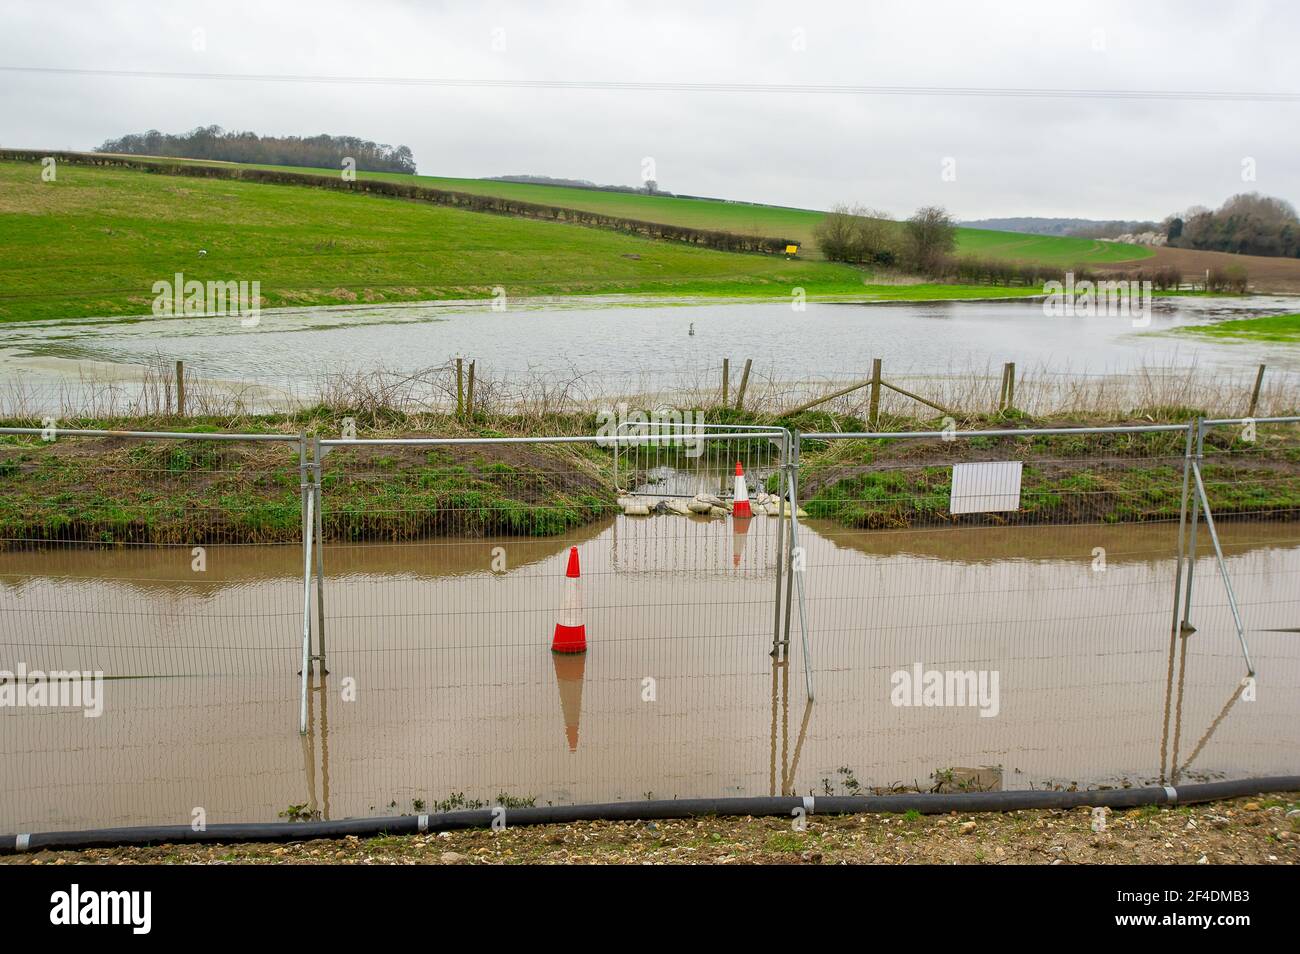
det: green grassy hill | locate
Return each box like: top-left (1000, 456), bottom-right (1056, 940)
top-left (0, 159), bottom-right (1047, 323)
top-left (103, 155), bottom-right (1154, 265)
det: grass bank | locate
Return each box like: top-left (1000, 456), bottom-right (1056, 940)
top-left (0, 160), bottom-right (868, 322)
top-left (5, 794), bottom-right (1296, 865)
top-left (798, 414), bottom-right (1300, 529)
top-left (0, 154), bottom-right (1145, 323)
top-left (2, 407), bottom-right (1298, 545)
top-left (0, 417), bottom-right (614, 546)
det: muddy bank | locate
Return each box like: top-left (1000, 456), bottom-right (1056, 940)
top-left (5, 795), bottom-right (1296, 865)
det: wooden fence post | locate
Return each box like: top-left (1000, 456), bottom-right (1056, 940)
top-left (721, 357), bottom-right (730, 406)
top-left (734, 358), bottom-right (752, 411)
top-left (455, 358), bottom-right (464, 417)
top-left (175, 360), bottom-right (185, 416)
top-left (1004, 362), bottom-right (1016, 411)
top-left (1248, 364), bottom-right (1266, 417)
top-left (467, 360), bottom-right (476, 417)
top-left (868, 358), bottom-right (882, 428)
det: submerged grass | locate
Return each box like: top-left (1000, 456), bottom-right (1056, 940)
top-left (1171, 312), bottom-right (1300, 343)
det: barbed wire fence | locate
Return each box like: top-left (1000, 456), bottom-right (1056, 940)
top-left (3, 355), bottom-right (1298, 422)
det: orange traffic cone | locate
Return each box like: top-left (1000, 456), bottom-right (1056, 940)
top-left (551, 546), bottom-right (587, 653)
top-left (732, 461), bottom-right (752, 517)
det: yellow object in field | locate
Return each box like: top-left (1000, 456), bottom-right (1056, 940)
top-left (785, 244), bottom-right (799, 255)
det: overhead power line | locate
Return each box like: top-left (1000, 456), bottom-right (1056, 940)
top-left (1, 65), bottom-right (1297, 102)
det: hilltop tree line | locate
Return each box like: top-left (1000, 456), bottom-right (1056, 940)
top-left (96, 126), bottom-right (417, 174)
top-left (1165, 193), bottom-right (1299, 258)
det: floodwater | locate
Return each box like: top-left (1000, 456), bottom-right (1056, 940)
top-left (3, 295), bottom-right (1300, 411)
top-left (2, 515), bottom-right (1298, 833)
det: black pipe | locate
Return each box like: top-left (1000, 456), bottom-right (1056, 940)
top-left (4, 777), bottom-right (1297, 854)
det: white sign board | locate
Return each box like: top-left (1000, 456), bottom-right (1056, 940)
top-left (950, 461), bottom-right (1023, 514)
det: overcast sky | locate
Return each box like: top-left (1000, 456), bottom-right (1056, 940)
top-left (3, 0), bottom-right (1297, 220)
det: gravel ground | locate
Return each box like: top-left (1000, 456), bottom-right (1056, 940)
top-left (5, 795), bottom-right (1299, 865)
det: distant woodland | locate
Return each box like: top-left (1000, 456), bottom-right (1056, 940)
top-left (97, 125), bottom-right (416, 174)
top-left (1166, 193), bottom-right (1299, 259)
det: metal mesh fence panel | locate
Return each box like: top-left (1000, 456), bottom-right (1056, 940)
top-left (795, 424), bottom-right (1300, 793)
top-left (0, 429), bottom-right (305, 830)
top-left (1, 421), bottom-right (1297, 833)
top-left (301, 432), bottom-right (797, 816)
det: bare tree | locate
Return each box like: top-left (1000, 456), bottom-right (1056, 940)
top-left (814, 204), bottom-right (898, 264)
top-left (903, 206), bottom-right (957, 273)
top-left (813, 204), bottom-right (861, 261)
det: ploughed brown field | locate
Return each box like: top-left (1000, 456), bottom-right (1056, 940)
top-left (1099, 244), bottom-right (1300, 293)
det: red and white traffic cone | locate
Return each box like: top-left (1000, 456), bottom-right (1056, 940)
top-left (732, 461), bottom-right (753, 517)
top-left (551, 546), bottom-right (587, 654)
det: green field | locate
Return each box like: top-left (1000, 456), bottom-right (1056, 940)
top-left (0, 159), bottom-right (1045, 322)
top-left (0, 160), bottom-right (870, 322)
top-left (107, 155), bottom-right (1154, 265)
top-left (1173, 313), bottom-right (1300, 343)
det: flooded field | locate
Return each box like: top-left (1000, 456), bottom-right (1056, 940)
top-left (2, 515), bottom-right (1297, 833)
top-left (4, 295), bottom-right (1300, 414)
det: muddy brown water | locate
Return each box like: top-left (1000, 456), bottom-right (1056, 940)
top-left (1, 516), bottom-right (1297, 832)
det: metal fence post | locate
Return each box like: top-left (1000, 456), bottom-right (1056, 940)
top-left (786, 430), bottom-right (814, 701)
top-left (1170, 422), bottom-right (1195, 639)
top-left (298, 430), bottom-right (315, 734)
top-left (1180, 418), bottom-right (1204, 634)
top-left (298, 432), bottom-right (313, 677)
top-left (781, 432), bottom-right (799, 667)
top-left (770, 430), bottom-right (787, 658)
top-left (299, 486), bottom-right (315, 735)
top-left (312, 434), bottom-right (327, 673)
